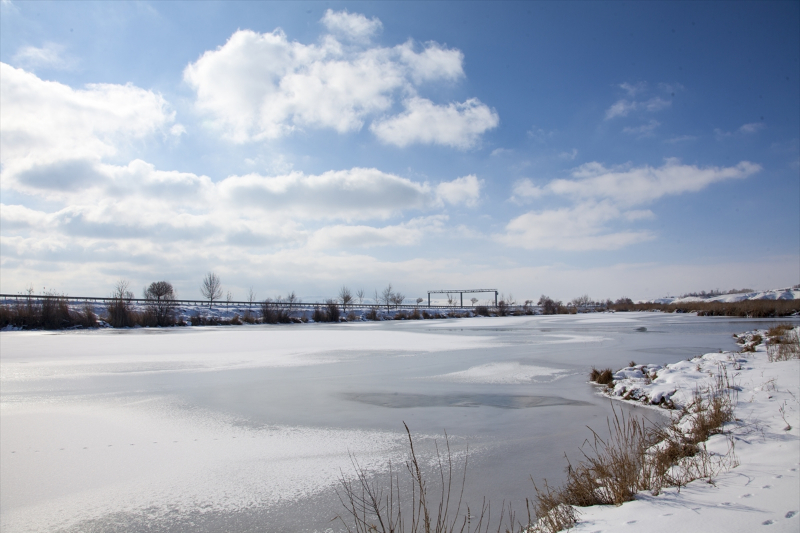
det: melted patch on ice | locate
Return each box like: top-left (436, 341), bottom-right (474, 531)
top-left (429, 362), bottom-right (568, 384)
top-left (342, 391), bottom-right (591, 409)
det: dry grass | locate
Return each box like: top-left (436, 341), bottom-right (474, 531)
top-left (531, 367), bottom-right (738, 532)
top-left (767, 326), bottom-right (800, 361)
top-left (336, 424), bottom-right (499, 533)
top-left (612, 299), bottom-right (800, 317)
top-left (589, 368), bottom-right (614, 385)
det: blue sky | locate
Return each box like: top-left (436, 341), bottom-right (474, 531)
top-left (1, 0), bottom-right (798, 303)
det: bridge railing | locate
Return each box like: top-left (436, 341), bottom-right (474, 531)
top-left (0, 293), bottom-right (536, 312)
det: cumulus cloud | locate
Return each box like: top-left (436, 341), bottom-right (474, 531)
top-left (739, 122), bottom-right (765, 134)
top-left (551, 159), bottom-right (760, 206)
top-left (435, 175), bottom-right (483, 206)
top-left (499, 159), bottom-right (760, 251)
top-left (510, 178), bottom-right (544, 202)
top-left (622, 119), bottom-right (660, 137)
top-left (321, 9), bottom-right (382, 40)
top-left (217, 167), bottom-right (434, 220)
top-left (0, 63), bottom-right (478, 285)
top-left (371, 97), bottom-right (498, 148)
top-left (307, 215), bottom-right (447, 249)
top-left (605, 97), bottom-right (670, 119)
top-left (0, 62), bottom-right (175, 170)
top-left (183, 12), bottom-right (491, 147)
top-left (12, 42), bottom-right (76, 71)
top-left (499, 202), bottom-right (654, 251)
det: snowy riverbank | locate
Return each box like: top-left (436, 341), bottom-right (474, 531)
top-left (569, 329), bottom-right (799, 532)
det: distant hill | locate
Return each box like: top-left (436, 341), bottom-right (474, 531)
top-left (646, 287), bottom-right (800, 305)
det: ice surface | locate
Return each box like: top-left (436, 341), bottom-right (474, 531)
top-left (574, 327), bottom-right (800, 532)
top-left (429, 361), bottom-right (568, 384)
top-left (2, 314), bottom-right (797, 532)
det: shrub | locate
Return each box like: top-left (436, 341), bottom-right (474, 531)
top-left (589, 367), bottom-right (614, 385)
top-left (143, 281), bottom-right (177, 326)
top-left (325, 299), bottom-right (340, 322)
top-left (475, 305), bottom-right (490, 316)
top-left (312, 306), bottom-right (327, 323)
top-left (767, 328), bottom-right (800, 361)
top-left (106, 281), bottom-right (136, 328)
top-left (365, 308), bottom-right (379, 321)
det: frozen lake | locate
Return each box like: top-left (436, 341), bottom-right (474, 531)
top-left (2, 312), bottom-right (796, 532)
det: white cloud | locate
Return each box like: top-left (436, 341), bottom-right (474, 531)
top-left (620, 81), bottom-right (647, 96)
top-left (321, 9), bottom-right (382, 41)
top-left (622, 119), bottom-right (660, 137)
top-left (307, 215), bottom-right (447, 249)
top-left (491, 148), bottom-right (513, 156)
top-left (605, 99), bottom-right (638, 119)
top-left (0, 62), bottom-right (174, 170)
top-left (511, 178), bottom-right (544, 201)
top-left (527, 126), bottom-right (555, 143)
top-left (558, 148), bottom-right (578, 160)
top-left (370, 97), bottom-right (498, 149)
top-left (435, 175), bottom-right (483, 206)
top-left (548, 159), bottom-right (760, 206)
top-left (499, 159), bottom-right (760, 251)
top-left (12, 42), bottom-right (76, 71)
top-left (498, 202), bottom-right (654, 251)
top-left (739, 122), bottom-right (765, 134)
top-left (183, 14), bottom-right (484, 146)
top-left (217, 167), bottom-right (434, 221)
top-left (605, 97), bottom-right (671, 119)
top-left (643, 97), bottom-right (670, 112)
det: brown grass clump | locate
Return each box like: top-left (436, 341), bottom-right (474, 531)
top-left (610, 299), bottom-right (800, 317)
top-left (589, 368), bottom-right (614, 385)
top-left (531, 367), bottom-right (738, 532)
top-left (767, 324), bottom-right (793, 337)
top-left (337, 423), bottom-right (495, 533)
top-left (767, 327), bottom-right (800, 361)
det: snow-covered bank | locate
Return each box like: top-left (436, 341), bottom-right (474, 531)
top-left (648, 287), bottom-right (800, 305)
top-left (569, 329), bottom-right (799, 532)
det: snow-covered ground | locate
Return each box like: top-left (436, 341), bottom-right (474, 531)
top-left (570, 329), bottom-right (800, 532)
top-left (648, 287), bottom-right (800, 305)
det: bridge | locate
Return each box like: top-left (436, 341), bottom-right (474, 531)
top-left (426, 289), bottom-right (498, 307)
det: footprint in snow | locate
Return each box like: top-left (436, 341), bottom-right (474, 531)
top-left (720, 502), bottom-right (731, 506)
top-left (741, 494), bottom-right (753, 498)
top-left (762, 519), bottom-right (774, 525)
top-left (762, 485), bottom-right (771, 489)
top-left (625, 520), bottom-right (636, 525)
top-left (786, 511), bottom-right (797, 519)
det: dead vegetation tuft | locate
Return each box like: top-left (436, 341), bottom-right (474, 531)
top-left (589, 367), bottom-right (614, 385)
top-left (529, 366), bottom-right (738, 532)
top-left (766, 325), bottom-right (800, 361)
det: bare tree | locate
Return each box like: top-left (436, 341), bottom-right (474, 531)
top-left (392, 291), bottom-right (405, 309)
top-left (339, 286), bottom-right (353, 312)
top-left (285, 291), bottom-right (299, 310)
top-left (571, 294), bottom-right (592, 308)
top-left (447, 293), bottom-right (456, 306)
top-left (470, 297), bottom-right (479, 306)
top-left (355, 288), bottom-right (365, 306)
top-left (380, 284), bottom-right (394, 312)
top-left (416, 297), bottom-right (424, 306)
top-left (107, 279), bottom-right (135, 327)
top-left (247, 286), bottom-right (257, 309)
top-left (226, 290), bottom-right (233, 308)
top-left (201, 272), bottom-right (222, 307)
top-left (538, 294), bottom-right (561, 315)
top-left (144, 281), bottom-right (176, 326)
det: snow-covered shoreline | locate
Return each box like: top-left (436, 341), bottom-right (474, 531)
top-left (568, 329), bottom-right (799, 532)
